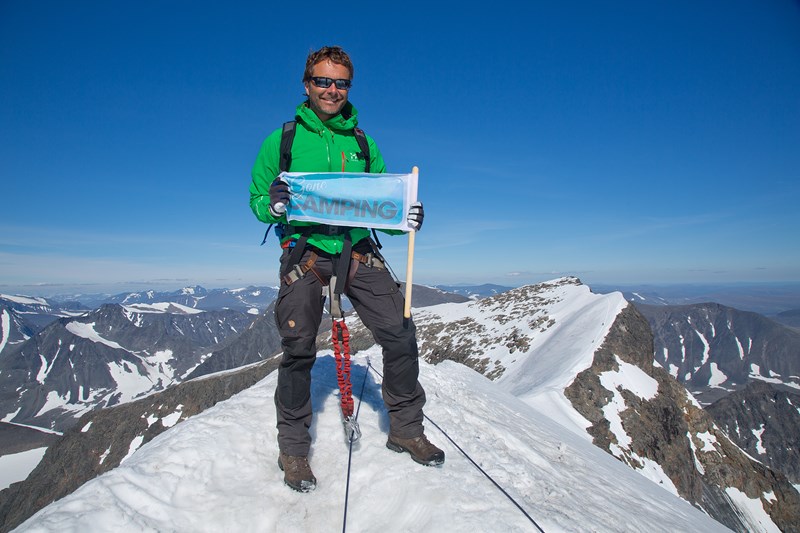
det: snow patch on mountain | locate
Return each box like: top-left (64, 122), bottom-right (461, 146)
top-left (0, 447), bottom-right (47, 490)
top-left (65, 322), bottom-right (125, 350)
top-left (0, 310), bottom-right (10, 353)
top-left (0, 294), bottom-right (49, 306)
top-left (122, 302), bottom-right (203, 314)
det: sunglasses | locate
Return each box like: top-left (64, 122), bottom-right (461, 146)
top-left (309, 76), bottom-right (352, 90)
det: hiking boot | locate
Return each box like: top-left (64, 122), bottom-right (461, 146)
top-left (386, 433), bottom-right (445, 466)
top-left (278, 453), bottom-right (317, 492)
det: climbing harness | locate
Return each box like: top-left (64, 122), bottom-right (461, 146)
top-left (278, 232), bottom-right (387, 443)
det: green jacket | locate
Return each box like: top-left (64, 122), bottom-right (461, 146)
top-left (250, 101), bottom-right (396, 255)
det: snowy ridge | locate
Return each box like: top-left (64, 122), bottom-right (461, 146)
top-left (16, 350), bottom-right (728, 532)
top-left (0, 294), bottom-right (49, 306)
top-left (122, 302), bottom-right (204, 315)
top-left (413, 278), bottom-right (628, 434)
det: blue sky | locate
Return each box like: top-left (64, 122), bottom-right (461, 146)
top-left (2, 1), bottom-right (799, 295)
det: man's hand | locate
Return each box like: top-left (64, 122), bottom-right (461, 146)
top-left (407, 202), bottom-right (424, 231)
top-left (269, 178), bottom-right (290, 217)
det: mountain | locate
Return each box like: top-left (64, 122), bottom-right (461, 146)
top-left (0, 423), bottom-right (59, 458)
top-left (51, 286), bottom-right (279, 314)
top-left (772, 309), bottom-right (800, 331)
top-left (433, 283), bottom-right (514, 299)
top-left (4, 278), bottom-right (799, 532)
top-left (635, 303), bottom-right (800, 405)
top-left (594, 282), bottom-right (800, 316)
top-left (0, 303), bottom-right (255, 434)
top-left (184, 304), bottom-right (282, 380)
top-left (0, 296), bottom-right (89, 357)
top-left (626, 301), bottom-right (800, 504)
top-left (4, 352), bottom-right (733, 532)
top-left (0, 357), bottom-right (278, 532)
top-left (706, 381), bottom-right (800, 485)
top-left (401, 283), bottom-right (472, 306)
top-left (0, 305), bottom-right (34, 360)
top-left (337, 277), bottom-right (799, 531)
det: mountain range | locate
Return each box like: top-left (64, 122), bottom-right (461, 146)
top-left (1, 279), bottom-right (799, 531)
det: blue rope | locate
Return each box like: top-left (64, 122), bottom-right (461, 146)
top-left (367, 361), bottom-right (546, 533)
top-left (342, 359), bottom-right (370, 533)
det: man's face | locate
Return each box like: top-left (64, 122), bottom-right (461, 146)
top-left (304, 60), bottom-right (351, 122)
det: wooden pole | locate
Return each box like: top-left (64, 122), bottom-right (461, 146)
top-left (404, 166), bottom-right (419, 318)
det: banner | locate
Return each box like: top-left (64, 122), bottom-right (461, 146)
top-left (278, 171), bottom-right (418, 232)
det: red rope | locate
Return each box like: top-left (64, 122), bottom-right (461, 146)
top-left (332, 319), bottom-right (354, 417)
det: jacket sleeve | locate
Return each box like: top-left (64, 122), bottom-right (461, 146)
top-left (249, 128), bottom-right (284, 224)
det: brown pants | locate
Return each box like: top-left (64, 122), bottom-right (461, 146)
top-left (273, 243), bottom-right (426, 457)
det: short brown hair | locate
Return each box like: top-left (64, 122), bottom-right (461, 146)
top-left (302, 46), bottom-right (354, 82)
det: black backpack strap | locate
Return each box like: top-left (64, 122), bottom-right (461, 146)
top-left (370, 229), bottom-right (383, 250)
top-left (266, 121), bottom-right (297, 246)
top-left (354, 127), bottom-right (370, 173)
top-left (279, 121), bottom-right (296, 173)
top-left (280, 227), bottom-right (312, 278)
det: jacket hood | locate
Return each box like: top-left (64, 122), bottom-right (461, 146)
top-left (295, 101), bottom-right (359, 133)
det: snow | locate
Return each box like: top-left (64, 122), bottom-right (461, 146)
top-left (724, 487), bottom-right (781, 533)
top-left (679, 334), bottom-right (686, 362)
top-left (122, 302), bottom-right (203, 314)
top-left (752, 425), bottom-right (766, 455)
top-left (66, 322), bottom-right (125, 350)
top-left (145, 407), bottom-right (182, 429)
top-left (35, 353), bottom-right (49, 383)
top-left (599, 356), bottom-right (659, 400)
top-left (98, 447), bottom-right (111, 464)
top-left (496, 285), bottom-right (628, 434)
top-left (0, 294), bottom-right (48, 306)
top-left (696, 431), bottom-right (718, 453)
top-left (688, 431), bottom-right (706, 475)
top-left (695, 328), bottom-right (711, 366)
top-left (16, 349), bottom-right (729, 533)
top-left (0, 420), bottom-right (62, 436)
top-left (735, 336), bottom-right (745, 359)
top-left (668, 363), bottom-right (679, 378)
top-left (0, 309), bottom-right (10, 353)
top-left (598, 355), bottom-right (659, 451)
top-left (161, 406), bottom-right (182, 428)
top-left (35, 390), bottom-right (85, 418)
top-left (708, 362), bottom-right (728, 388)
top-left (106, 361), bottom-right (159, 404)
top-left (120, 435), bottom-right (145, 465)
top-left (0, 447), bottom-right (47, 489)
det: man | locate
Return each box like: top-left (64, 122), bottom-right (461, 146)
top-left (249, 46), bottom-right (444, 493)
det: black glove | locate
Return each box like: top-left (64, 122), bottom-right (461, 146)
top-left (407, 202), bottom-right (424, 231)
top-left (268, 178), bottom-right (290, 218)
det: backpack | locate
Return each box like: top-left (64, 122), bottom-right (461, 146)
top-left (261, 121), bottom-right (377, 246)
top-left (278, 120), bottom-right (371, 173)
